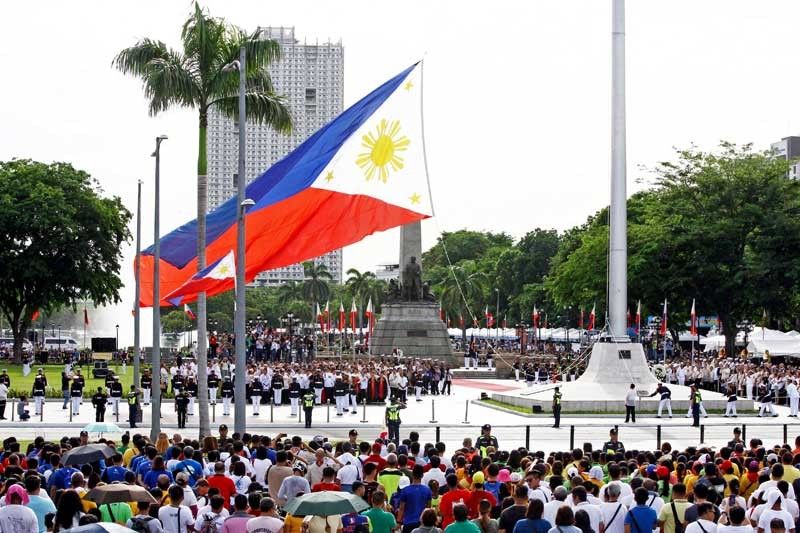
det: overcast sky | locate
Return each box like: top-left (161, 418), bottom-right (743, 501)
top-left (1, 1), bottom-right (798, 345)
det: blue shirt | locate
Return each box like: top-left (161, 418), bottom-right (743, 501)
top-left (172, 459), bottom-right (203, 487)
top-left (624, 505), bottom-right (657, 533)
top-left (143, 468), bottom-right (173, 489)
top-left (28, 495), bottom-right (57, 533)
top-left (48, 467), bottom-right (79, 491)
top-left (398, 483), bottom-right (432, 525)
top-left (103, 465), bottom-right (129, 483)
top-left (135, 459), bottom-right (153, 481)
top-left (512, 518), bottom-right (551, 533)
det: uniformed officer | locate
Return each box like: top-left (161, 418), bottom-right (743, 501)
top-left (0, 369), bottom-right (11, 388)
top-left (140, 370), bottom-right (152, 406)
top-left (288, 378), bottom-right (301, 417)
top-left (70, 375), bottom-right (83, 416)
top-left (475, 424), bottom-right (499, 456)
top-left (334, 377), bottom-right (347, 416)
top-left (207, 371), bottom-right (220, 405)
top-left (91, 387), bottom-right (108, 422)
top-left (312, 373), bottom-right (325, 405)
top-left (31, 375), bottom-right (46, 416)
top-left (602, 428), bottom-right (625, 455)
top-left (74, 370), bottom-right (85, 405)
top-left (271, 373), bottom-right (284, 406)
top-left (552, 386), bottom-right (562, 428)
top-left (302, 389), bottom-right (315, 428)
top-left (221, 375), bottom-right (234, 416)
top-left (127, 385), bottom-right (140, 428)
top-left (109, 377), bottom-right (123, 416)
top-left (175, 388), bottom-right (189, 428)
top-left (250, 377), bottom-right (263, 415)
top-left (104, 371), bottom-right (116, 395)
top-left (648, 382), bottom-right (673, 418)
top-left (172, 372), bottom-right (185, 395)
top-left (385, 397), bottom-right (404, 443)
top-left (186, 376), bottom-right (198, 416)
top-left (349, 376), bottom-right (359, 414)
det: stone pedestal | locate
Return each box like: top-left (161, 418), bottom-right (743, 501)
top-left (371, 302), bottom-right (455, 362)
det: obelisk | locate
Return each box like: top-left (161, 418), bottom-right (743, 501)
top-left (399, 221), bottom-right (422, 277)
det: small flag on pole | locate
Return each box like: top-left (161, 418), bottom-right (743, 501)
top-left (31, 309), bottom-right (40, 322)
top-left (484, 306), bottom-right (494, 328)
top-left (635, 300), bottom-right (641, 335)
top-left (184, 304), bottom-right (196, 321)
top-left (350, 300), bottom-right (357, 331)
top-left (690, 299), bottom-right (697, 337)
top-left (588, 303), bottom-right (596, 331)
top-left (84, 308), bottom-right (89, 326)
top-left (660, 299), bottom-right (668, 336)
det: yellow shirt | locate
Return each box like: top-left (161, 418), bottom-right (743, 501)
top-left (783, 465), bottom-right (800, 483)
top-left (658, 499), bottom-right (689, 533)
top-left (684, 473), bottom-right (699, 496)
top-left (122, 446), bottom-right (140, 468)
top-left (284, 514), bottom-right (304, 533)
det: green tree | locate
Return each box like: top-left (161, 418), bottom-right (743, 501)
top-left (0, 160), bottom-right (131, 360)
top-left (548, 143), bottom-right (800, 354)
top-left (276, 281), bottom-right (304, 307)
top-left (439, 262), bottom-right (487, 344)
top-left (345, 268), bottom-right (377, 333)
top-left (162, 310), bottom-right (190, 334)
top-left (114, 3), bottom-right (291, 439)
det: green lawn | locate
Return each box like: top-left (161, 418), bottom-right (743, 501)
top-left (3, 363), bottom-right (135, 399)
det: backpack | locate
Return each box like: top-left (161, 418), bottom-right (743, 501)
top-left (129, 516), bottom-right (154, 533)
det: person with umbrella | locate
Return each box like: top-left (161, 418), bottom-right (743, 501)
top-left (91, 387), bottom-right (108, 422)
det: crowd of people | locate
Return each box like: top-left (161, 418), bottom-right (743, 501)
top-left (0, 421), bottom-right (799, 533)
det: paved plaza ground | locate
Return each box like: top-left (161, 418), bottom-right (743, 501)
top-left (4, 377), bottom-right (798, 453)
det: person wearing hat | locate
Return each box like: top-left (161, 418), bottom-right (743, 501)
top-left (250, 374), bottom-right (263, 416)
top-left (552, 387), bottom-right (562, 428)
top-left (185, 376), bottom-right (198, 416)
top-left (175, 388), bottom-right (190, 429)
top-left (277, 462), bottom-right (310, 507)
top-left (758, 384), bottom-right (778, 417)
top-left (648, 382), bottom-right (673, 418)
top-left (0, 484), bottom-right (38, 533)
top-left (140, 368), bottom-right (152, 406)
top-left (127, 385), bottom-right (141, 428)
top-left (109, 375), bottom-right (123, 417)
top-left (91, 386), bottom-right (108, 422)
top-left (334, 376), bottom-right (348, 416)
top-left (221, 375), bottom-right (234, 416)
top-left (207, 369), bottom-right (220, 406)
top-left (603, 428), bottom-right (625, 456)
top-left (32, 375), bottom-right (46, 416)
top-left (70, 375), bottom-right (83, 416)
top-left (288, 377), bottom-right (301, 417)
top-left (302, 387), bottom-right (315, 428)
top-left (385, 397), bottom-right (405, 444)
top-left (476, 424), bottom-right (499, 457)
top-left (724, 383), bottom-right (738, 418)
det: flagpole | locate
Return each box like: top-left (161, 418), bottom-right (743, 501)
top-left (134, 177), bottom-right (142, 388)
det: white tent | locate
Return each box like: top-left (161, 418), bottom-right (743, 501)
top-left (747, 338), bottom-right (800, 358)
top-left (701, 327), bottom-right (800, 354)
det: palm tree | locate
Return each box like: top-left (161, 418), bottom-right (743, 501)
top-left (114, 3), bottom-right (292, 440)
top-left (302, 261), bottom-right (332, 320)
top-left (345, 268), bottom-right (376, 336)
top-left (440, 263), bottom-right (487, 345)
top-left (276, 281), bottom-right (304, 307)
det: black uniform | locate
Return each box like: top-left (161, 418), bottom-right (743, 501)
top-left (271, 375), bottom-right (284, 405)
top-left (221, 379), bottom-right (234, 399)
top-left (0, 373), bottom-right (11, 387)
top-left (172, 374), bottom-right (185, 394)
top-left (207, 374), bottom-right (220, 404)
top-left (91, 390), bottom-right (108, 422)
top-left (140, 373), bottom-right (152, 405)
top-left (250, 380), bottom-right (263, 414)
top-left (175, 391), bottom-right (189, 428)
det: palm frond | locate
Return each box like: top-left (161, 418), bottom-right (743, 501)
top-left (243, 32), bottom-right (282, 73)
top-left (112, 39), bottom-right (170, 76)
top-left (182, 2), bottom-right (227, 78)
top-left (210, 91), bottom-right (292, 132)
top-left (143, 53), bottom-right (200, 115)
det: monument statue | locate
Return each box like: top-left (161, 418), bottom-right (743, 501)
top-left (402, 256), bottom-right (422, 301)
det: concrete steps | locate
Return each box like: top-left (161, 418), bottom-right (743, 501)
top-left (452, 368), bottom-right (497, 379)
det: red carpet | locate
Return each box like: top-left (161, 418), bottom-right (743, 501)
top-left (452, 379), bottom-right (521, 392)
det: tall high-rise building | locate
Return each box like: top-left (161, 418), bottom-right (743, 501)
top-left (206, 26), bottom-right (344, 286)
top-left (771, 136), bottom-right (800, 180)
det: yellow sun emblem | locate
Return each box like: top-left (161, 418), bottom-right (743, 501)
top-left (356, 119), bottom-right (410, 183)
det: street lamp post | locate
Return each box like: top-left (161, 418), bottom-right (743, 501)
top-left (57, 325), bottom-right (61, 353)
top-left (151, 134), bottom-right (168, 442)
top-left (115, 324), bottom-right (119, 352)
top-left (134, 178), bottom-right (143, 388)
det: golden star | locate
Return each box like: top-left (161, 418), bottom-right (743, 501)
top-left (324, 171), bottom-right (334, 183)
top-left (218, 265), bottom-right (230, 275)
top-left (404, 80), bottom-right (414, 91)
top-left (409, 192), bottom-right (421, 205)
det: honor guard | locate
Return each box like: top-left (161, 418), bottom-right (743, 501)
top-left (70, 376), bottom-right (83, 416)
top-left (725, 383), bottom-right (738, 417)
top-left (140, 370), bottom-right (152, 406)
top-left (334, 377), bottom-right (347, 416)
top-left (172, 372), bottom-right (185, 395)
top-left (221, 376), bottom-right (234, 416)
top-left (32, 376), bottom-right (46, 416)
top-left (648, 383), bottom-right (673, 418)
top-left (302, 389), bottom-right (315, 428)
top-left (104, 371), bottom-right (116, 394)
top-left (288, 378), bottom-right (301, 417)
top-left (312, 373), bottom-right (325, 405)
top-left (207, 371), bottom-right (220, 405)
top-left (250, 377), bottom-right (263, 415)
top-left (271, 373), bottom-right (284, 406)
top-left (186, 377), bottom-right (198, 416)
top-left (349, 377), bottom-right (359, 413)
top-left (91, 387), bottom-right (108, 422)
top-left (175, 389), bottom-right (189, 428)
top-left (109, 377), bottom-right (123, 416)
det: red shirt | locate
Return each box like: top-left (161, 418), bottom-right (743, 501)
top-left (440, 488), bottom-right (471, 527)
top-left (467, 490), bottom-right (497, 518)
top-left (363, 454), bottom-right (387, 472)
top-left (207, 474), bottom-right (236, 509)
top-left (312, 482), bottom-right (342, 492)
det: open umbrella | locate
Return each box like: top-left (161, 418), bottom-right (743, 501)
top-left (87, 483), bottom-right (157, 505)
top-left (62, 524), bottom-right (136, 533)
top-left (282, 491), bottom-right (369, 517)
top-left (83, 422), bottom-right (122, 435)
top-left (62, 444), bottom-right (116, 466)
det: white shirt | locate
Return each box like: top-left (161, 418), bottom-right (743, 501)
top-left (757, 509), bottom-right (793, 532)
top-left (0, 504), bottom-right (38, 533)
top-left (246, 515), bottom-right (284, 533)
top-left (599, 481), bottom-right (633, 501)
top-left (194, 510), bottom-right (227, 533)
top-left (543, 500), bottom-right (566, 527)
top-left (0, 384), bottom-right (8, 401)
top-left (717, 526), bottom-right (754, 533)
top-left (599, 502), bottom-right (628, 533)
top-left (159, 505), bottom-right (195, 533)
top-left (572, 502), bottom-right (603, 533)
top-left (253, 458), bottom-right (272, 486)
top-left (421, 467), bottom-right (447, 487)
top-left (337, 463), bottom-right (359, 485)
top-left (685, 519), bottom-right (718, 533)
top-left (625, 390), bottom-right (637, 406)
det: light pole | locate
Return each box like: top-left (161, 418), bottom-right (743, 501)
top-left (151, 134), bottom-right (168, 442)
top-left (115, 324), bottom-right (119, 352)
top-left (57, 325), bottom-right (61, 353)
top-left (134, 179), bottom-right (143, 387)
top-left (234, 198), bottom-right (255, 434)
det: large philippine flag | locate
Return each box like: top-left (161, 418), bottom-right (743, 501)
top-left (166, 251), bottom-right (235, 306)
top-left (139, 62), bottom-right (433, 307)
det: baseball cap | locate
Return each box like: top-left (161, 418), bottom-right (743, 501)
top-left (482, 424), bottom-right (491, 431)
top-left (80, 431), bottom-right (88, 436)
